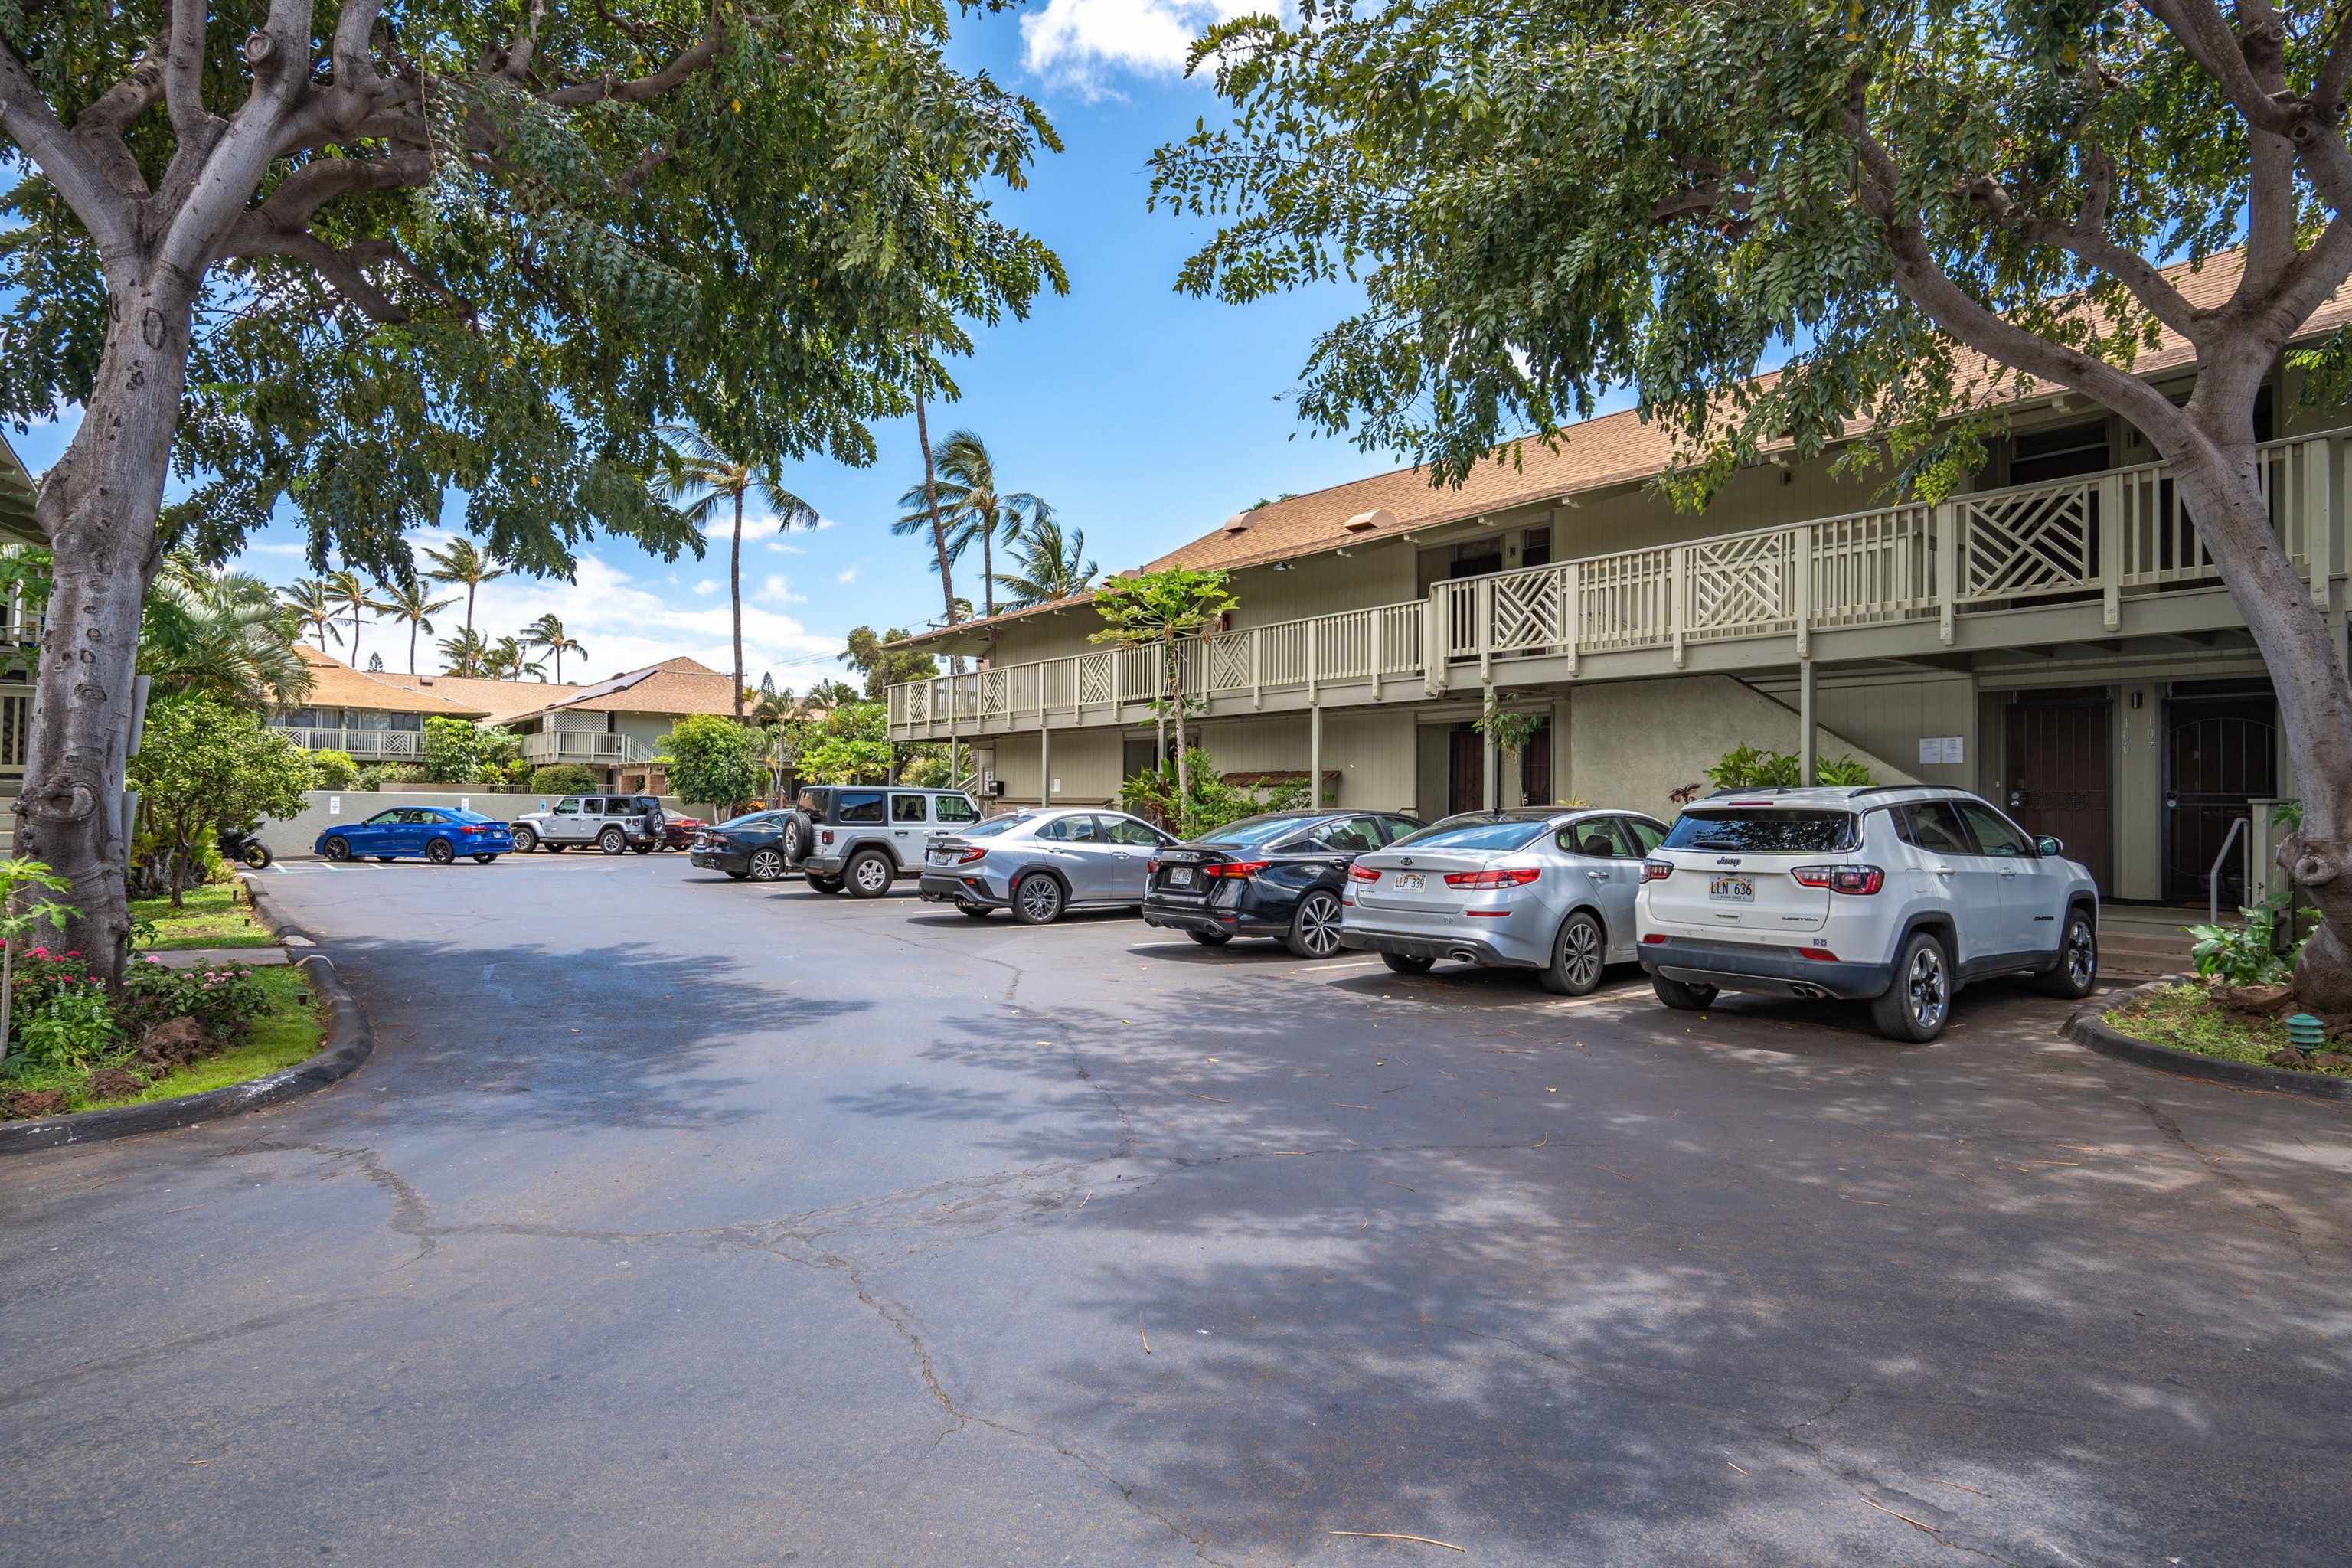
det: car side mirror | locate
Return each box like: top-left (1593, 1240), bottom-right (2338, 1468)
top-left (2036, 836), bottom-right (2063, 858)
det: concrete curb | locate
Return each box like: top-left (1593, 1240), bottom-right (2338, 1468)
top-left (0, 952), bottom-right (372, 1156)
top-left (2063, 978), bottom-right (2352, 1103)
top-left (237, 871), bottom-right (313, 946)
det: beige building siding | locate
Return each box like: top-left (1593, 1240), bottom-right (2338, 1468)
top-left (1193, 710), bottom-right (1419, 812)
top-left (1749, 671), bottom-right (1981, 791)
top-left (1223, 543), bottom-right (1419, 626)
top-left (983, 727), bottom-right (1125, 806)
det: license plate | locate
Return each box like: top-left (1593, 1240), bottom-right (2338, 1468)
top-left (1709, 875), bottom-right (1755, 903)
top-left (1395, 872), bottom-right (1425, 893)
top-left (1168, 867), bottom-right (1194, 887)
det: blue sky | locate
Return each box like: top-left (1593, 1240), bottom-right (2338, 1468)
top-left (11, 1), bottom-right (1456, 692)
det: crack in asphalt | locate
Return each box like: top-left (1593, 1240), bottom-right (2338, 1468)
top-left (1776, 1384), bottom-right (2031, 1568)
top-left (2108, 1081), bottom-right (2320, 1269)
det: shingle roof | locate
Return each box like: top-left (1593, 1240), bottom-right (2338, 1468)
top-left (0, 433), bottom-right (40, 547)
top-left (292, 645), bottom-right (489, 717)
top-left (369, 671), bottom-right (584, 725)
top-left (500, 655), bottom-right (740, 721)
top-left (895, 246), bottom-right (2352, 647)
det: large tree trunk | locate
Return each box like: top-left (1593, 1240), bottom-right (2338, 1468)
top-left (2167, 437), bottom-right (2352, 1012)
top-left (730, 488), bottom-right (746, 719)
top-left (913, 381), bottom-right (965, 678)
top-left (19, 271), bottom-right (192, 987)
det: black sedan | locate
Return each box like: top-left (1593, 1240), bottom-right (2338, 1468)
top-left (688, 810), bottom-right (796, 881)
top-left (1142, 809), bottom-right (1424, 958)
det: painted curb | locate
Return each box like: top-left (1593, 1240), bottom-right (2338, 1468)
top-left (2063, 978), bottom-right (2352, 1102)
top-left (0, 952), bottom-right (373, 1156)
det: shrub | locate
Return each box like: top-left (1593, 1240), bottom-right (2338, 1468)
top-left (3, 986), bottom-right (122, 1080)
top-left (9, 947), bottom-right (102, 1025)
top-left (308, 749), bottom-right (361, 790)
top-left (1119, 749), bottom-right (1281, 838)
top-left (529, 763), bottom-right (600, 794)
top-left (127, 696), bottom-right (315, 904)
top-left (1706, 743), bottom-right (1875, 790)
top-left (897, 750), bottom-right (953, 789)
top-left (122, 957), bottom-right (271, 1044)
top-left (356, 763), bottom-right (392, 790)
top-left (659, 714), bottom-right (767, 808)
top-left (2189, 901), bottom-right (2311, 988)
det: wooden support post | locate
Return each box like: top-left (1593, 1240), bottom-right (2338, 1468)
top-left (1251, 629), bottom-right (1263, 710)
top-left (1936, 501), bottom-right (1958, 645)
top-left (1563, 561), bottom-right (1580, 678)
top-left (1481, 681), bottom-right (1498, 811)
top-left (1372, 610), bottom-right (1384, 701)
top-left (1798, 658), bottom-right (1818, 785)
top-left (1671, 546), bottom-right (1688, 668)
top-left (1308, 618), bottom-right (1321, 704)
top-left (1791, 527), bottom-right (1812, 660)
top-left (1423, 591), bottom-right (1446, 697)
top-left (1310, 703), bottom-right (1324, 809)
top-left (1040, 724), bottom-right (1052, 807)
top-left (1478, 580), bottom-right (1494, 682)
top-left (2099, 472), bottom-right (2123, 632)
top-left (2309, 436), bottom-right (2334, 610)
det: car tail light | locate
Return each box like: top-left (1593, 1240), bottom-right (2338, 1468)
top-left (1348, 864), bottom-right (1380, 884)
top-left (821, 829), bottom-right (834, 846)
top-left (1791, 864), bottom-right (1884, 894)
top-left (1204, 861), bottom-right (1270, 879)
top-left (1795, 946), bottom-right (1841, 962)
top-left (1442, 867), bottom-right (1540, 889)
top-left (1726, 799), bottom-right (1773, 806)
top-left (955, 846), bottom-right (987, 864)
top-left (1641, 933), bottom-right (1667, 944)
top-left (1145, 858), bottom-right (1158, 874)
top-left (1640, 860), bottom-right (1672, 882)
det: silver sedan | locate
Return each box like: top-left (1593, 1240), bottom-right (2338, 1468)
top-left (917, 807), bottom-right (1176, 924)
top-left (1338, 808), bottom-right (1670, 993)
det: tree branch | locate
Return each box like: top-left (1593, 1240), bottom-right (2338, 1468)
top-left (1961, 160), bottom-right (2206, 344)
top-left (158, 0), bottom-right (322, 283)
top-left (165, 0), bottom-right (214, 137)
top-left (0, 43), bottom-right (139, 257)
top-left (505, 0), bottom-right (552, 82)
top-left (541, 8), bottom-right (726, 107)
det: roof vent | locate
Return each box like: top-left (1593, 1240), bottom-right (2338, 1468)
top-left (1343, 508), bottom-right (1396, 534)
top-left (1221, 511), bottom-right (1251, 536)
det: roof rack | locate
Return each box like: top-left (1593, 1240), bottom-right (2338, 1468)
top-left (1702, 786), bottom-right (1792, 799)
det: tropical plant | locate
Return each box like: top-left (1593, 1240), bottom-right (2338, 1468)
top-left (1118, 749), bottom-right (1281, 838)
top-left (436, 629), bottom-right (490, 678)
top-left (280, 578), bottom-right (341, 653)
top-left (482, 635), bottom-right (547, 682)
top-left (1089, 569), bottom-right (1240, 807)
top-left (658, 425), bottom-right (823, 717)
top-left (1472, 702), bottom-right (1544, 764)
top-left (839, 626), bottom-right (939, 701)
top-left (0, 859), bottom-right (76, 1058)
top-left (142, 557), bottom-right (313, 710)
top-left (1815, 756), bottom-right (1877, 788)
top-left (528, 763), bottom-right (602, 795)
top-left (658, 715), bottom-right (768, 813)
top-left (905, 361), bottom-right (962, 665)
top-left (1152, 0), bottom-right (2352, 1008)
top-left (893, 430), bottom-right (1050, 621)
top-left (423, 540), bottom-right (510, 642)
top-left (2190, 903), bottom-right (2308, 988)
top-left (126, 698), bottom-right (315, 907)
top-left (308, 750), bottom-right (361, 791)
top-left (789, 703), bottom-right (897, 784)
top-left (993, 516), bottom-right (1098, 609)
top-left (421, 716), bottom-right (492, 784)
top-left (322, 570), bottom-right (387, 669)
top-left (524, 615), bottom-right (587, 684)
top-left (1704, 744), bottom-right (1875, 790)
top-left (377, 577), bottom-right (459, 675)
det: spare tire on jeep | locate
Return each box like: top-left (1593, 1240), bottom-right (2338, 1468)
top-left (779, 812), bottom-right (811, 865)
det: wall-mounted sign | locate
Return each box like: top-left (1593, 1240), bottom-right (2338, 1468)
top-left (328, 795), bottom-right (341, 815)
top-left (1918, 736), bottom-right (1965, 766)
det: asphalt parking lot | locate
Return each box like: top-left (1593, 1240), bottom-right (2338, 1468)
top-left (5, 854), bottom-right (2350, 1566)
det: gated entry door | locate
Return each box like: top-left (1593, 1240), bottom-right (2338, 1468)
top-left (2005, 691), bottom-right (2115, 895)
top-left (1449, 729), bottom-right (1485, 815)
top-left (2164, 692), bottom-right (2278, 904)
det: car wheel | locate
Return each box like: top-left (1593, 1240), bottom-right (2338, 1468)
top-left (472, 854), bottom-right (498, 864)
top-left (1540, 910), bottom-right (1607, 996)
top-left (807, 874), bottom-right (844, 895)
top-left (322, 836), bottom-right (351, 862)
top-left (512, 825), bottom-right (539, 853)
top-left (1285, 890), bottom-right (1344, 959)
top-left (1872, 931), bottom-right (1952, 1042)
top-left (748, 848), bottom-right (786, 883)
top-left (1187, 929), bottom-right (1233, 947)
top-left (425, 838), bottom-right (456, 866)
top-left (781, 817), bottom-right (806, 864)
top-left (1381, 952), bottom-right (1435, 975)
top-left (1652, 974), bottom-right (1718, 1010)
top-left (240, 841), bottom-right (273, 869)
top-left (956, 902), bottom-right (995, 920)
top-left (2036, 909), bottom-right (2099, 998)
top-left (846, 851), bottom-right (893, 899)
top-left (1011, 873), bottom-right (1064, 925)
top-left (599, 828), bottom-right (626, 855)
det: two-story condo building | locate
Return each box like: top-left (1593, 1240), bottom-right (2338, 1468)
top-left (273, 645), bottom-right (490, 759)
top-left (886, 249), bottom-right (2352, 908)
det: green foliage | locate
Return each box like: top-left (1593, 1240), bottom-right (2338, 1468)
top-left (1089, 569), bottom-right (1240, 657)
top-left (126, 698), bottom-right (314, 905)
top-left (141, 554), bottom-right (313, 709)
top-left (792, 702), bottom-right (897, 785)
top-left (2190, 903), bottom-right (2312, 988)
top-left (1814, 755), bottom-right (1877, 788)
top-left (1705, 744), bottom-right (1874, 789)
top-left (841, 627), bottom-right (939, 700)
top-left (308, 750), bottom-right (361, 791)
top-left (1118, 750), bottom-right (1290, 838)
top-left (420, 716), bottom-right (516, 783)
top-left (122, 958), bottom-right (272, 1044)
top-left (355, 763), bottom-right (393, 792)
top-left (529, 763), bottom-right (602, 795)
top-left (6, 988), bottom-right (122, 1082)
top-left (992, 516), bottom-right (1098, 609)
top-left (1472, 702), bottom-right (1544, 759)
top-left (897, 750), bottom-right (954, 789)
top-left (658, 714), bottom-right (766, 810)
top-left (2, 1), bottom-right (1070, 585)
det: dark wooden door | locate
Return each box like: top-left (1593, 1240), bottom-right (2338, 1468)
top-left (2164, 694), bottom-right (2278, 903)
top-left (2005, 693), bottom-right (2114, 895)
top-left (1449, 729), bottom-right (1485, 815)
top-left (1520, 722), bottom-right (1553, 807)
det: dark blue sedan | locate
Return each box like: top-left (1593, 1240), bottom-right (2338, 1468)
top-left (316, 807), bottom-right (514, 866)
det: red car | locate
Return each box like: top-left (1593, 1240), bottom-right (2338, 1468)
top-left (658, 815), bottom-right (704, 851)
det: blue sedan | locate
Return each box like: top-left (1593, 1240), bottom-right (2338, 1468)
top-left (316, 807), bottom-right (514, 866)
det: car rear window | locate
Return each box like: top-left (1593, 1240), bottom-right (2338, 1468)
top-left (1390, 819), bottom-right (1551, 852)
top-left (1197, 815), bottom-right (1321, 848)
top-left (1663, 810), bottom-right (1857, 854)
top-left (959, 814), bottom-right (1031, 839)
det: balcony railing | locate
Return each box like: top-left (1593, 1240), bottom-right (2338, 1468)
top-left (888, 430), bottom-right (2341, 733)
top-left (267, 725), bottom-right (423, 760)
top-left (518, 730), bottom-right (652, 765)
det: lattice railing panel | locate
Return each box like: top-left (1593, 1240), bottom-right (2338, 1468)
top-left (1959, 483), bottom-right (2095, 600)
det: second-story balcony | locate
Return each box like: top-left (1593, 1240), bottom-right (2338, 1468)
top-left (517, 730), bottom-right (654, 766)
top-left (887, 430), bottom-right (2345, 742)
top-left (268, 724), bottom-right (423, 760)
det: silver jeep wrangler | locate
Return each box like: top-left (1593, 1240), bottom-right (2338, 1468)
top-left (789, 785), bottom-right (982, 897)
top-left (509, 795), bottom-right (660, 856)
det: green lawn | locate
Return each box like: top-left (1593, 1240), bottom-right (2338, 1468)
top-left (80, 967), bottom-right (326, 1109)
top-left (2107, 983), bottom-right (2351, 1076)
top-left (130, 883), bottom-right (279, 950)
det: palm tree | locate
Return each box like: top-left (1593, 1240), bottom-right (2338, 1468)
top-left (378, 577), bottom-right (458, 674)
top-left (893, 430), bottom-right (1047, 622)
top-left (483, 635), bottom-right (547, 681)
top-left (655, 424), bottom-right (821, 717)
top-left (423, 538), bottom-right (509, 639)
top-left (523, 613), bottom-right (586, 682)
top-left (145, 555), bottom-right (313, 709)
top-left (281, 577), bottom-right (340, 653)
top-left (992, 514), bottom-right (1097, 609)
top-left (437, 627), bottom-right (488, 677)
top-left (323, 569), bottom-right (387, 668)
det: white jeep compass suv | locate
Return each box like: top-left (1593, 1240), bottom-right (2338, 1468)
top-left (1635, 786), bottom-right (2099, 1041)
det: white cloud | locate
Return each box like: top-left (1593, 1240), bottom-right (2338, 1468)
top-left (247, 541), bottom-right (310, 558)
top-left (836, 567), bottom-right (858, 585)
top-left (691, 577), bottom-right (720, 595)
top-left (765, 541), bottom-right (805, 555)
top-left (756, 573), bottom-right (806, 606)
top-left (1019, 0), bottom-right (1256, 97)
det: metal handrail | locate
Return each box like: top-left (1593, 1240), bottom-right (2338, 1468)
top-left (2209, 815), bottom-right (2248, 926)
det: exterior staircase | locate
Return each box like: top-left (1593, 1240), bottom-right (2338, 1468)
top-left (2099, 906), bottom-right (2213, 978)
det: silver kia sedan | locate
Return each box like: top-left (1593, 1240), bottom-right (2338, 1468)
top-left (1338, 807), bottom-right (1671, 993)
top-left (917, 806), bottom-right (1176, 924)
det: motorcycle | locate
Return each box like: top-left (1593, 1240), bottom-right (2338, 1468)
top-left (217, 826), bottom-right (273, 871)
